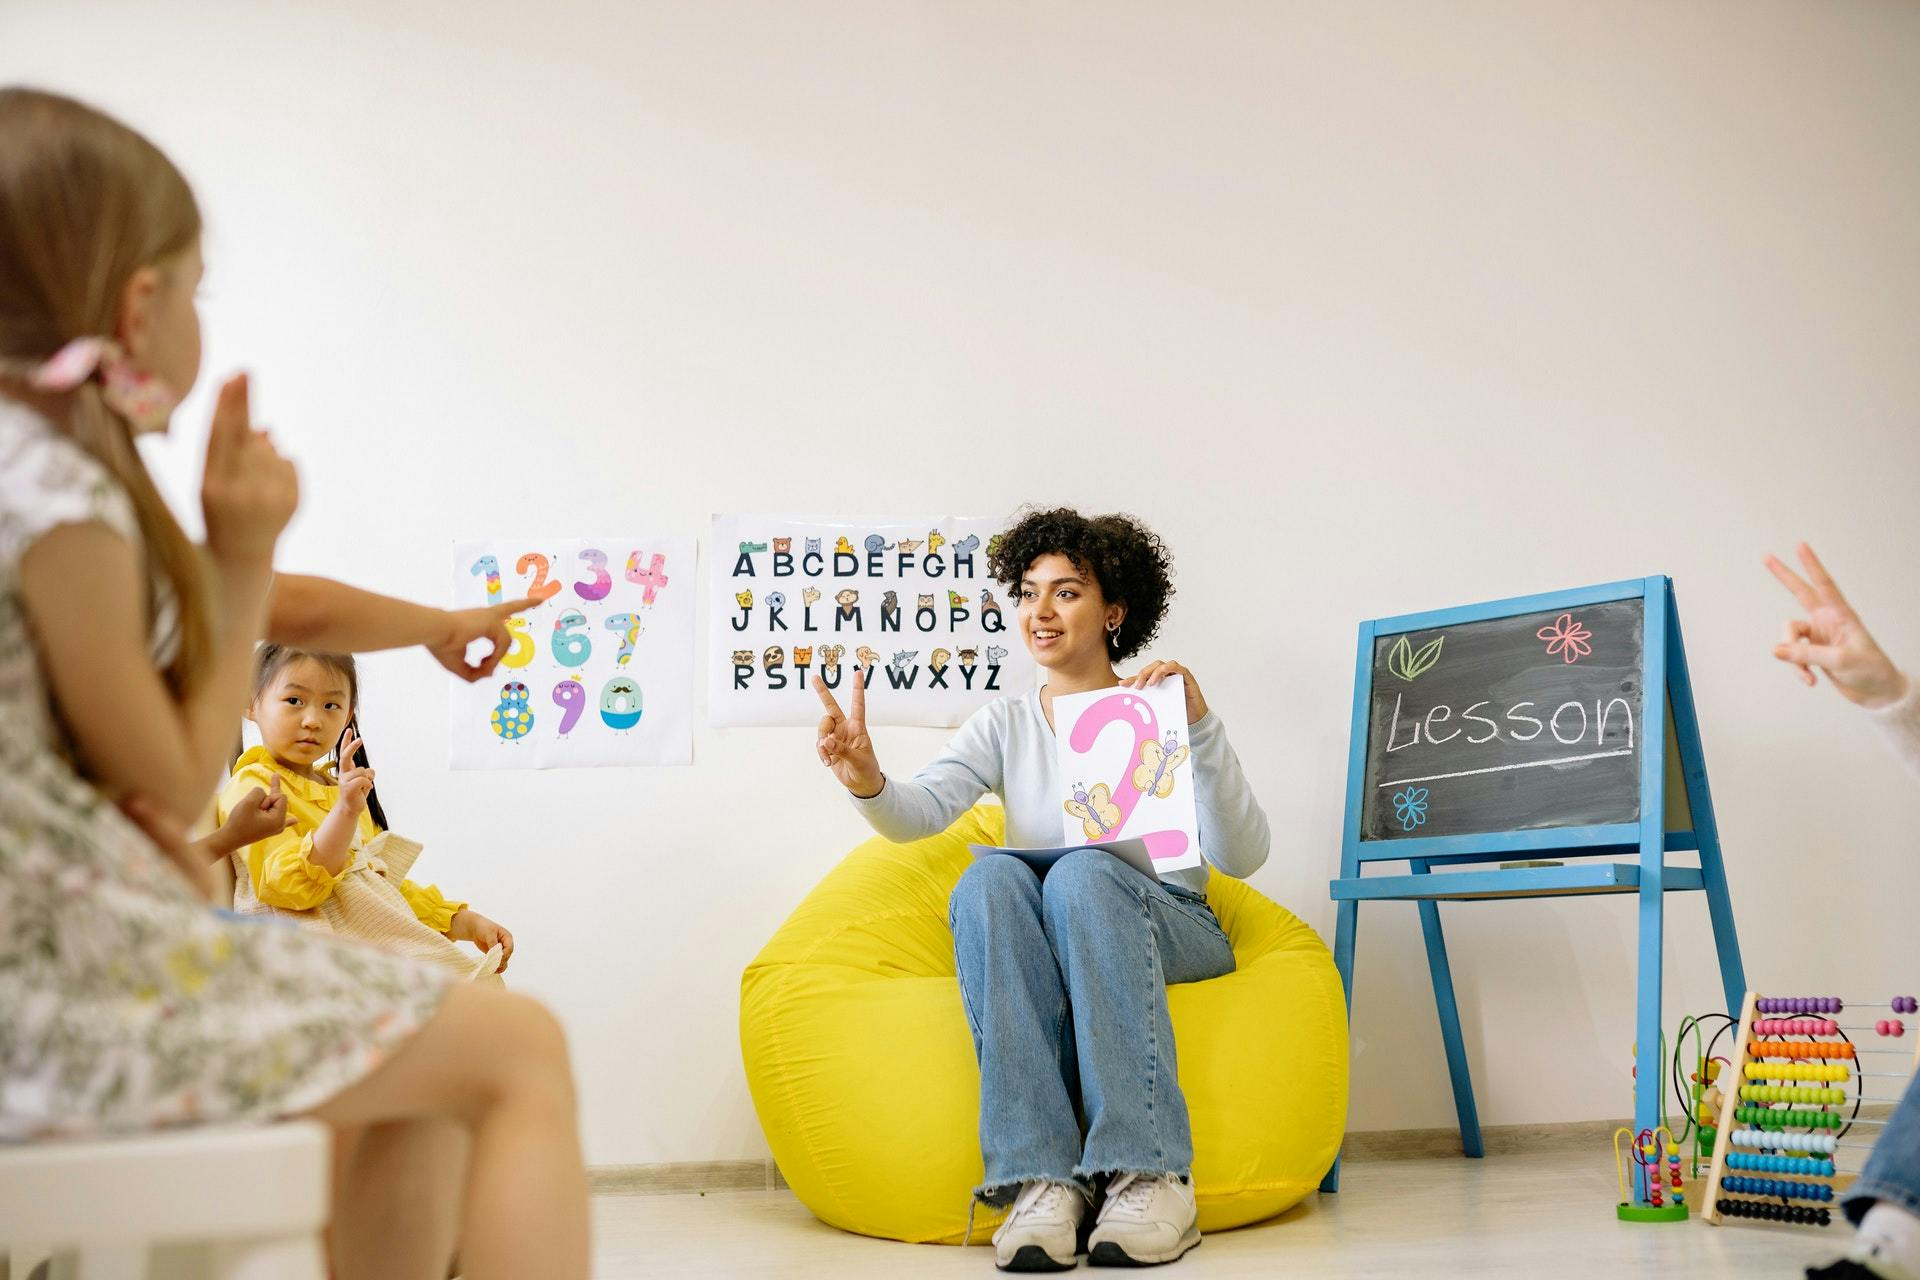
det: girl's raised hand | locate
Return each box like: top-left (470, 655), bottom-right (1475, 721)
top-left (1123, 659), bottom-right (1210, 724)
top-left (333, 732), bottom-right (375, 813)
top-left (1765, 543), bottom-right (1909, 708)
top-left (812, 666), bottom-right (884, 798)
top-left (200, 374), bottom-right (298, 570)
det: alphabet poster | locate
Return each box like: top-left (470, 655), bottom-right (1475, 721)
top-left (449, 537), bottom-right (696, 769)
top-left (1052, 677), bottom-right (1204, 875)
top-left (709, 514), bottom-right (1036, 727)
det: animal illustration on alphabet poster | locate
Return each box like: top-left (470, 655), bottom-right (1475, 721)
top-left (1050, 676), bottom-right (1204, 875)
top-left (709, 514), bottom-right (1036, 728)
top-left (449, 536), bottom-right (695, 769)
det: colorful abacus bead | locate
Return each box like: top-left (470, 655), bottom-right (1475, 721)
top-left (1879, 1020), bottom-right (1907, 1038)
top-left (1896, 997), bottom-right (1918, 1015)
top-left (1716, 1199), bottom-right (1833, 1227)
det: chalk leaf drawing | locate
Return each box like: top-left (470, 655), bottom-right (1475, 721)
top-left (1388, 634), bottom-right (1445, 682)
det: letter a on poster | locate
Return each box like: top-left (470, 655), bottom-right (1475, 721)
top-left (710, 514), bottom-right (1035, 727)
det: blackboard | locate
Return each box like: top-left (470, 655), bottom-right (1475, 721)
top-left (1359, 599), bottom-right (1644, 841)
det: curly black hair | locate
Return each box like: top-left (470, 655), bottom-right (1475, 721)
top-left (987, 507), bottom-right (1175, 662)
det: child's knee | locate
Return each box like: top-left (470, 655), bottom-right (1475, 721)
top-left (469, 989), bottom-right (576, 1113)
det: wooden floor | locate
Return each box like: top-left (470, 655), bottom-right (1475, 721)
top-left (590, 1150), bottom-right (1843, 1277)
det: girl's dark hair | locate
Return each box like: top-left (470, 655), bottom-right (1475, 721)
top-left (248, 643), bottom-right (389, 832)
top-left (986, 507), bottom-right (1175, 662)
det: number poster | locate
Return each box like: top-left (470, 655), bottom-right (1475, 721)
top-left (449, 537), bottom-right (696, 769)
top-left (709, 514), bottom-right (1037, 728)
top-left (1052, 676), bottom-right (1204, 875)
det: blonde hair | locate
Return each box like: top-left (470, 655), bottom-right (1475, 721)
top-left (0, 87), bottom-right (212, 693)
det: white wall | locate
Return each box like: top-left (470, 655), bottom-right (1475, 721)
top-left (7, 1), bottom-right (1919, 1167)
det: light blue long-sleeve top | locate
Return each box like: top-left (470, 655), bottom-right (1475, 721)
top-left (851, 685), bottom-right (1270, 894)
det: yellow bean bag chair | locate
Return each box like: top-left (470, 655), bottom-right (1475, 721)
top-left (740, 806), bottom-right (1349, 1244)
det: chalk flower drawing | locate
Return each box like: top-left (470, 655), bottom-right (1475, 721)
top-left (1536, 613), bottom-right (1593, 664)
top-left (1388, 634), bottom-right (1445, 681)
top-left (1392, 786), bottom-right (1430, 832)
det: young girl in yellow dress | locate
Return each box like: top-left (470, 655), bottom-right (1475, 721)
top-left (220, 644), bottom-right (513, 980)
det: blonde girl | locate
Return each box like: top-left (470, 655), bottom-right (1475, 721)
top-left (0, 88), bottom-right (586, 1278)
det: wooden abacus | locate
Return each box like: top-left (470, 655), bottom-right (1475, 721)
top-left (1704, 991), bottom-right (1920, 1228)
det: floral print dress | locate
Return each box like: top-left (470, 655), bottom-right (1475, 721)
top-left (0, 401), bottom-right (449, 1141)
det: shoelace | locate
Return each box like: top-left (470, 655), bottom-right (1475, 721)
top-left (1012, 1180), bottom-right (1072, 1222)
top-left (988, 1180), bottom-right (1077, 1245)
top-left (1102, 1173), bottom-right (1161, 1220)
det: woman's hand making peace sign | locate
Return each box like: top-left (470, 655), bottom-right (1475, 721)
top-left (1765, 542), bottom-right (1909, 709)
top-left (813, 667), bottom-right (884, 799)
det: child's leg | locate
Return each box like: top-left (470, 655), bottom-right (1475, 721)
top-left (331, 1120), bottom-right (467, 1280)
top-left (305, 983), bottom-right (588, 1280)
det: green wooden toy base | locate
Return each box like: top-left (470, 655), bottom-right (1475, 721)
top-left (1617, 1203), bottom-right (1690, 1223)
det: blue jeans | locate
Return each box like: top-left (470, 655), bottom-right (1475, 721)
top-left (1845, 1070), bottom-right (1920, 1223)
top-left (948, 849), bottom-right (1237, 1205)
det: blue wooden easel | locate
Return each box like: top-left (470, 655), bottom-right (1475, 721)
top-left (1321, 576), bottom-right (1745, 1200)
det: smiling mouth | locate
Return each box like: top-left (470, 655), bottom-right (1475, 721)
top-left (1032, 630), bottom-right (1063, 641)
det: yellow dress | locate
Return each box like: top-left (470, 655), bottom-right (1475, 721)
top-left (219, 748), bottom-right (500, 982)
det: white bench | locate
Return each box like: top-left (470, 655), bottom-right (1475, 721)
top-left (0, 1121), bottom-right (328, 1279)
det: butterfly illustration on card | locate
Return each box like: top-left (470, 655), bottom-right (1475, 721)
top-left (1064, 781), bottom-right (1123, 842)
top-left (1131, 731), bottom-right (1190, 799)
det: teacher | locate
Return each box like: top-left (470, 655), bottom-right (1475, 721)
top-left (810, 506), bottom-right (1269, 1271)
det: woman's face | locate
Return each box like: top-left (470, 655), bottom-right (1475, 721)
top-left (1016, 552), bottom-right (1123, 672)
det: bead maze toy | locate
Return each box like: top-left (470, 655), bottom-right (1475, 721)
top-left (1613, 1126), bottom-right (1689, 1222)
top-left (1703, 992), bottom-right (1920, 1228)
top-left (1611, 1017), bottom-right (1732, 1222)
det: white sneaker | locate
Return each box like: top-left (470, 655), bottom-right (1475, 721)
top-left (992, 1179), bottom-right (1088, 1271)
top-left (1087, 1173), bottom-right (1200, 1266)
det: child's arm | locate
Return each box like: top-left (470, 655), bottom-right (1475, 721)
top-left (444, 906), bottom-right (514, 973)
top-left (269, 574), bottom-right (537, 683)
top-left (306, 736), bottom-right (374, 877)
top-left (396, 877), bottom-right (515, 973)
top-left (19, 377), bottom-right (296, 826)
top-left (202, 777), bottom-right (292, 862)
top-left (220, 756), bottom-right (367, 909)
top-left (396, 879), bottom-right (468, 934)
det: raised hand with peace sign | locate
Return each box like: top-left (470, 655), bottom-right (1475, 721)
top-left (1765, 542), bottom-right (1909, 708)
top-left (812, 666), bottom-right (884, 798)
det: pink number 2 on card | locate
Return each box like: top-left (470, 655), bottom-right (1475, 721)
top-left (1067, 692), bottom-right (1192, 864)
